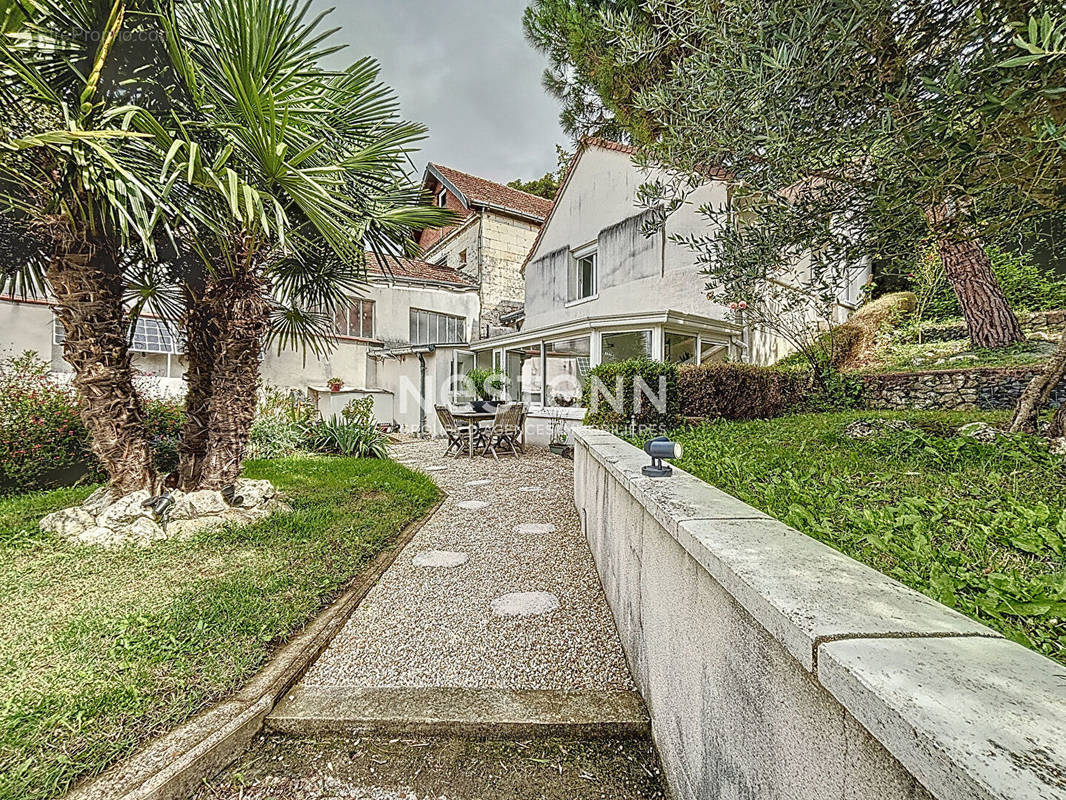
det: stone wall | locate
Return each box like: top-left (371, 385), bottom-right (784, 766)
top-left (572, 426), bottom-right (1066, 800)
top-left (860, 366), bottom-right (1066, 411)
top-left (916, 309), bottom-right (1065, 343)
top-left (478, 212), bottom-right (540, 334)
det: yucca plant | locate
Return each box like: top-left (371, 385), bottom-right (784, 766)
top-left (311, 417), bottom-right (388, 459)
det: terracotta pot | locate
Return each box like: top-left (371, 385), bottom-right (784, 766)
top-left (329, 384), bottom-right (342, 393)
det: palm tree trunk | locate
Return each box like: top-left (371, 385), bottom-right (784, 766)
top-left (926, 200), bottom-right (1024, 349)
top-left (178, 293), bottom-right (215, 490)
top-left (46, 245), bottom-right (156, 493)
top-left (197, 261), bottom-right (270, 490)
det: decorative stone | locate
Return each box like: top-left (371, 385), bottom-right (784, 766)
top-left (842, 419), bottom-right (914, 440)
top-left (490, 591), bottom-right (560, 617)
top-left (518, 486), bottom-right (542, 493)
top-left (95, 490), bottom-right (153, 528)
top-left (424, 466), bottom-right (449, 472)
top-left (127, 517), bottom-right (166, 546)
top-left (516, 523), bottom-right (556, 535)
top-left (1050, 437), bottom-right (1066, 456)
top-left (166, 516), bottom-right (229, 539)
top-left (171, 490), bottom-right (228, 520)
top-left (39, 507), bottom-right (95, 538)
top-left (457, 500), bottom-right (489, 511)
top-left (412, 549), bottom-right (470, 568)
top-left (465, 479), bottom-right (492, 487)
top-left (234, 478), bottom-right (277, 508)
top-left (77, 526), bottom-right (124, 548)
top-left (81, 487), bottom-right (120, 516)
top-left (956, 421), bottom-right (999, 443)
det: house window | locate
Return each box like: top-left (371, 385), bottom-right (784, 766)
top-left (410, 308), bottom-right (467, 345)
top-left (545, 336), bottom-right (591, 407)
top-left (437, 188), bottom-right (448, 207)
top-left (567, 246), bottom-right (597, 303)
top-left (504, 344), bottom-right (543, 405)
top-left (665, 333), bottom-right (697, 365)
top-left (333, 299), bottom-right (374, 339)
top-left (601, 330), bottom-right (652, 364)
top-left (459, 249), bottom-right (468, 267)
top-left (54, 315), bottom-right (182, 355)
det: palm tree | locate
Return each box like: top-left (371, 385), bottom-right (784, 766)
top-left (150, 0), bottom-right (451, 489)
top-left (0, 0), bottom-right (173, 493)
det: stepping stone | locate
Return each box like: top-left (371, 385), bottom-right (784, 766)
top-left (465, 479), bottom-right (492, 487)
top-left (457, 500), bottom-right (489, 511)
top-left (491, 592), bottom-right (560, 617)
top-left (424, 466), bottom-right (449, 472)
top-left (516, 523), bottom-right (556, 535)
top-left (412, 549), bottom-right (469, 568)
top-left (518, 486), bottom-right (542, 493)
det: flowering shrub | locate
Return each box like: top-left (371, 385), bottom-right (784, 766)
top-left (0, 353), bottom-right (186, 491)
top-left (0, 352), bottom-right (100, 491)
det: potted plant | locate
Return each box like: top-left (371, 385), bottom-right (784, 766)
top-left (548, 411), bottom-right (573, 458)
top-left (327, 377), bottom-right (344, 393)
top-left (465, 368), bottom-right (506, 413)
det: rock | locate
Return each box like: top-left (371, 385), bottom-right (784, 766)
top-left (171, 490), bottom-right (227, 520)
top-left (842, 419), bottom-right (915, 440)
top-left (1049, 438), bottom-right (1066, 456)
top-left (957, 422), bottom-right (999, 443)
top-left (77, 525), bottom-right (125, 548)
top-left (40, 507), bottom-right (95, 538)
top-left (166, 515), bottom-right (229, 539)
top-left (82, 487), bottom-right (120, 516)
top-left (234, 479), bottom-right (277, 508)
top-left (96, 490), bottom-right (153, 529)
top-left (127, 517), bottom-right (166, 546)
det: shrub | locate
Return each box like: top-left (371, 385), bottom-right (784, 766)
top-left (918, 247), bottom-right (1066, 321)
top-left (144, 398), bottom-right (185, 474)
top-left (0, 353), bottom-right (99, 491)
top-left (582, 359), bottom-right (680, 431)
top-left (309, 418), bottom-right (388, 459)
top-left (464, 368), bottom-right (506, 401)
top-left (247, 386), bottom-right (318, 459)
top-left (678, 363), bottom-right (806, 421)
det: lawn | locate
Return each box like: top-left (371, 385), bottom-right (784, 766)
top-left (0, 456), bottom-right (439, 800)
top-left (660, 411), bottom-right (1066, 665)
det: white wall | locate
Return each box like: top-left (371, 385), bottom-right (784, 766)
top-left (524, 146), bottom-right (732, 332)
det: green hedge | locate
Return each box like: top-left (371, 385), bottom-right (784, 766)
top-left (678, 363), bottom-right (807, 421)
top-left (582, 359), bottom-right (680, 430)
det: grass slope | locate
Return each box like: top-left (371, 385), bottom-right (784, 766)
top-left (0, 457), bottom-right (438, 800)
top-left (663, 411), bottom-right (1066, 665)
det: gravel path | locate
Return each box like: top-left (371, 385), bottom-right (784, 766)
top-left (300, 442), bottom-right (633, 691)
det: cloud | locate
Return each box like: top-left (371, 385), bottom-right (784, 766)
top-left (312, 0), bottom-right (565, 184)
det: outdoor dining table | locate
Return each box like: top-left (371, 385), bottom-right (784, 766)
top-left (449, 410), bottom-right (497, 458)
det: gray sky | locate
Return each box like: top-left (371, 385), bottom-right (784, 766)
top-left (312, 0), bottom-right (565, 185)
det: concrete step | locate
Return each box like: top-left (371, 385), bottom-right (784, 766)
top-left (266, 686), bottom-right (650, 739)
top-left (194, 733), bottom-right (666, 800)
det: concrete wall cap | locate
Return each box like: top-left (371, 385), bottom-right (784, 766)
top-left (818, 637), bottom-right (1066, 800)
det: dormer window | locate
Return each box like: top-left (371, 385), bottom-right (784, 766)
top-left (568, 244), bottom-right (597, 303)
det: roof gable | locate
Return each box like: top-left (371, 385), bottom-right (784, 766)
top-left (425, 163), bottom-right (553, 222)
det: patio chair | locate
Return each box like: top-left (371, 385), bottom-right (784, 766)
top-left (435, 405), bottom-right (475, 458)
top-left (479, 403), bottom-right (524, 461)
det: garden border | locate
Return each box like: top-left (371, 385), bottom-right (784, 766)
top-left (65, 495), bottom-right (445, 800)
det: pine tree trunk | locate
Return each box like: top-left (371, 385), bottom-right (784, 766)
top-left (926, 201), bottom-right (1024, 349)
top-left (46, 246), bottom-right (157, 493)
top-left (197, 261), bottom-right (270, 490)
top-left (178, 292), bottom-right (216, 490)
top-left (935, 236), bottom-right (1025, 348)
top-left (1010, 334), bottom-right (1066, 434)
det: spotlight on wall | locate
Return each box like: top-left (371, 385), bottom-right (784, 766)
top-left (141, 490), bottom-right (175, 522)
top-left (643, 436), bottom-right (683, 478)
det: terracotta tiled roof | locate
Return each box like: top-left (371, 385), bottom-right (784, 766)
top-left (366, 252), bottom-right (475, 288)
top-left (429, 164), bottom-right (553, 221)
top-left (583, 137), bottom-right (638, 156)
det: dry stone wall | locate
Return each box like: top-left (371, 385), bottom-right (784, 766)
top-left (860, 366), bottom-right (1066, 411)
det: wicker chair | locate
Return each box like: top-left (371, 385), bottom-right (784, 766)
top-left (435, 405), bottom-right (474, 458)
top-left (479, 403), bottom-right (525, 460)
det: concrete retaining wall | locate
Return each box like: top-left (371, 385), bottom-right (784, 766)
top-left (572, 426), bottom-right (1066, 800)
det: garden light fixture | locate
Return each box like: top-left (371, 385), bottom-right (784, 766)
top-left (141, 491), bottom-right (175, 522)
top-left (643, 437), bottom-right (683, 478)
